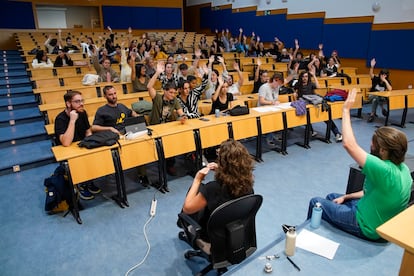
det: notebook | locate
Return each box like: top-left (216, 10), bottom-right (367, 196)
top-left (123, 116), bottom-right (147, 139)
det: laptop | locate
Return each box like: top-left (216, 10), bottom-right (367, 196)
top-left (123, 116), bottom-right (147, 139)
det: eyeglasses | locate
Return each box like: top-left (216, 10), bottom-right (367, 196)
top-left (71, 99), bottom-right (85, 104)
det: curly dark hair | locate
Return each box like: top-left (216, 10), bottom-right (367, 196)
top-left (215, 139), bottom-right (255, 197)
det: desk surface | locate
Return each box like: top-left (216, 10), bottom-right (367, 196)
top-left (367, 89), bottom-right (414, 97)
top-left (376, 205), bottom-right (414, 253)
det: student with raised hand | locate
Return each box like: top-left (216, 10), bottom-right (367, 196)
top-left (307, 88), bottom-right (412, 241)
top-left (147, 62), bottom-right (186, 184)
top-left (367, 58), bottom-right (393, 123)
top-left (226, 61), bottom-right (244, 96)
top-left (44, 34), bottom-right (60, 54)
top-left (252, 58), bottom-right (269, 93)
top-left (210, 75), bottom-right (234, 114)
top-left (91, 46), bottom-right (120, 83)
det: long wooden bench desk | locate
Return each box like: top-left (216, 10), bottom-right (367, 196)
top-left (376, 205), bottom-right (414, 276)
top-left (367, 89), bottom-right (414, 127)
top-left (28, 65), bottom-right (94, 79)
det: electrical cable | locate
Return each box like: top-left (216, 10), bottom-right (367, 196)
top-left (124, 214), bottom-right (154, 276)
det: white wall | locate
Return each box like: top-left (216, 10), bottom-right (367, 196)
top-left (186, 0), bottom-right (414, 24)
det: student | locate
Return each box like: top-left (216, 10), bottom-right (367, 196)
top-left (32, 50), bottom-right (53, 68)
top-left (209, 76), bottom-right (234, 114)
top-left (91, 47), bottom-right (120, 83)
top-left (54, 91), bottom-right (100, 200)
top-left (131, 62), bottom-right (150, 92)
top-left (252, 58), bottom-right (269, 93)
top-left (92, 85), bottom-right (149, 186)
top-left (178, 139), bottom-right (255, 238)
top-left (147, 62), bottom-right (186, 184)
top-left (307, 88), bottom-right (412, 241)
top-left (53, 49), bottom-right (73, 67)
top-left (367, 58), bottom-right (392, 123)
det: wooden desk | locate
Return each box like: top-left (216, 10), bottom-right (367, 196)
top-left (377, 205), bottom-right (414, 276)
top-left (52, 143), bottom-right (124, 223)
top-left (367, 89), bottom-right (414, 127)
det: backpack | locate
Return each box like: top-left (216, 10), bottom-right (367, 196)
top-left (78, 130), bottom-right (120, 149)
top-left (325, 89), bottom-right (348, 102)
top-left (44, 165), bottom-right (72, 214)
top-left (82, 74), bottom-right (99, 86)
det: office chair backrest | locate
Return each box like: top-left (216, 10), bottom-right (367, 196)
top-left (207, 194), bottom-right (263, 269)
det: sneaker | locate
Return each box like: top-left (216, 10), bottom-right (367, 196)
top-left (78, 185), bottom-right (94, 200)
top-left (87, 182), bottom-right (101, 194)
top-left (266, 139), bottom-right (275, 146)
top-left (311, 131), bottom-right (318, 137)
top-left (335, 134), bottom-right (343, 142)
top-left (138, 175), bottom-right (150, 187)
top-left (178, 231), bottom-right (187, 241)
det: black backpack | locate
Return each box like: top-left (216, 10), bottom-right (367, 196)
top-left (78, 130), bottom-right (120, 149)
top-left (44, 165), bottom-right (72, 213)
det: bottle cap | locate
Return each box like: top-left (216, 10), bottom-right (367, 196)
top-left (315, 202), bottom-right (322, 208)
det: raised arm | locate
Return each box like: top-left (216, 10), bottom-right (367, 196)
top-left (254, 58), bottom-right (262, 82)
top-left (309, 66), bottom-right (320, 89)
top-left (211, 76), bottom-right (224, 102)
top-left (147, 61), bottom-right (164, 99)
top-left (234, 62), bottom-right (244, 86)
top-left (369, 58), bottom-right (376, 79)
top-left (342, 88), bottom-right (367, 167)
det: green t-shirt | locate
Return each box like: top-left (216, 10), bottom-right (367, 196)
top-left (357, 154), bottom-right (412, 239)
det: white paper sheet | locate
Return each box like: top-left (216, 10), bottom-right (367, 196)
top-left (296, 229), bottom-right (340, 260)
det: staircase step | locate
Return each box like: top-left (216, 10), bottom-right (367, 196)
top-left (0, 64), bottom-right (26, 70)
top-left (0, 107), bottom-right (42, 123)
top-left (0, 121), bottom-right (46, 143)
top-left (0, 86), bottom-right (33, 96)
top-left (0, 95), bottom-right (37, 108)
top-left (0, 71), bottom-right (28, 78)
top-left (0, 77), bottom-right (30, 86)
top-left (0, 140), bottom-right (54, 174)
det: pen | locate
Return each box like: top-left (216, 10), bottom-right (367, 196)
top-left (287, 256), bottom-right (301, 271)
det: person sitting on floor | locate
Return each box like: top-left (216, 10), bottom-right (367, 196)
top-left (367, 58), bottom-right (392, 123)
top-left (54, 91), bottom-right (100, 200)
top-left (307, 88), bottom-right (412, 241)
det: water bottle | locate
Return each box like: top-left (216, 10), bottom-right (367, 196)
top-left (310, 202), bottom-right (323, 228)
top-left (215, 109), bottom-right (220, 118)
top-left (285, 227), bottom-right (296, 256)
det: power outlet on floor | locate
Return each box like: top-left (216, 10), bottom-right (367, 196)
top-left (13, 165), bottom-right (21, 173)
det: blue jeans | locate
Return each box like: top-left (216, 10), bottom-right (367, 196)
top-left (307, 193), bottom-right (366, 239)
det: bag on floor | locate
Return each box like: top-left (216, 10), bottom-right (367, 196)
top-left (82, 74), bottom-right (99, 86)
top-left (78, 130), bottom-right (120, 149)
top-left (44, 165), bottom-right (71, 214)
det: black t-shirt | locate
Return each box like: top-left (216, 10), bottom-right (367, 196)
top-left (210, 93), bottom-right (234, 114)
top-left (294, 82), bottom-right (317, 98)
top-left (54, 110), bottom-right (90, 146)
top-left (93, 103), bottom-right (132, 132)
top-left (370, 75), bottom-right (391, 92)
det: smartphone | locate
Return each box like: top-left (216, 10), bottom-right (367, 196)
top-left (199, 117), bottom-right (210, 121)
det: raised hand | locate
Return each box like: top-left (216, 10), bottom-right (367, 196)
top-left (370, 58), bottom-right (376, 68)
top-left (343, 88), bottom-right (357, 111)
top-left (156, 61), bottom-right (165, 74)
top-left (217, 56), bottom-right (224, 64)
top-left (257, 58), bottom-right (262, 66)
top-left (233, 61), bottom-right (240, 71)
top-left (239, 27), bottom-right (243, 33)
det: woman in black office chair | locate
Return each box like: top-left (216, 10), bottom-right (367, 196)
top-left (179, 139), bottom-right (255, 237)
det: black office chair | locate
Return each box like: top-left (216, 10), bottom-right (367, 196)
top-left (178, 194), bottom-right (263, 276)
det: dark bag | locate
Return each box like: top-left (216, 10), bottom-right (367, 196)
top-left (44, 165), bottom-right (71, 213)
top-left (78, 130), bottom-right (120, 149)
top-left (229, 105), bottom-right (249, 116)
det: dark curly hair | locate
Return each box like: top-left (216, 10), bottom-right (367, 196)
top-left (215, 139), bottom-right (255, 197)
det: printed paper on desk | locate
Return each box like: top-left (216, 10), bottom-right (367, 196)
top-left (296, 229), bottom-right (340, 260)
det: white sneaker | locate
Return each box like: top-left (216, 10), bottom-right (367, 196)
top-left (311, 131), bottom-right (318, 137)
top-left (335, 134), bottom-right (343, 142)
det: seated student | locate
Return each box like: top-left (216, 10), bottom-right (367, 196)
top-left (178, 139), bottom-right (255, 239)
top-left (158, 62), bottom-right (179, 89)
top-left (294, 70), bottom-right (343, 142)
top-left (91, 85), bottom-right (149, 185)
top-left (226, 62), bottom-right (244, 97)
top-left (177, 68), bottom-right (208, 118)
top-left (307, 88), bottom-right (412, 241)
top-left (209, 76), bottom-right (234, 114)
top-left (54, 91), bottom-right (100, 200)
top-left (252, 58), bottom-right (269, 93)
top-left (204, 55), bottom-right (227, 99)
top-left (131, 62), bottom-right (150, 92)
top-left (119, 42), bottom-right (133, 82)
top-left (367, 58), bottom-right (392, 123)
top-left (91, 47), bottom-right (120, 83)
top-left (32, 50), bottom-right (53, 68)
top-left (44, 34), bottom-right (60, 54)
top-left (53, 49), bottom-right (74, 67)
top-left (147, 61), bottom-right (186, 184)
top-left (62, 36), bottom-right (80, 53)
